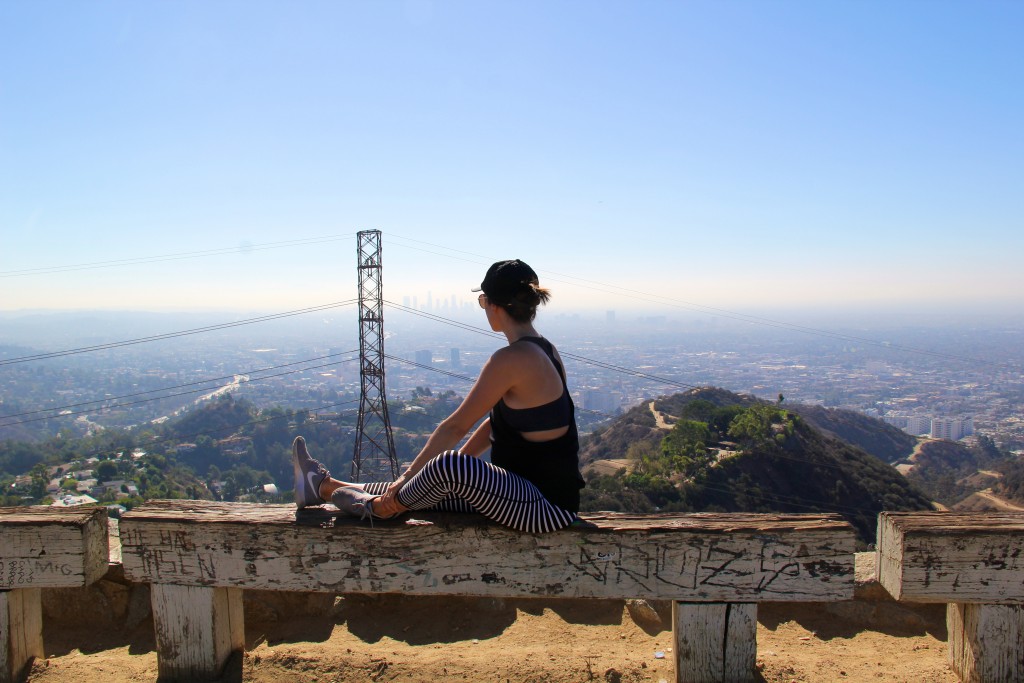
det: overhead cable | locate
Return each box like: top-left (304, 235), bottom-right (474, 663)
top-left (386, 233), bottom-right (1014, 370)
top-left (0, 356), bottom-right (360, 427)
top-left (0, 233), bottom-right (358, 277)
top-left (0, 350), bottom-right (359, 420)
top-left (0, 300), bottom-right (358, 366)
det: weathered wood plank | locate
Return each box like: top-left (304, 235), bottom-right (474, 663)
top-left (877, 511), bottom-right (1024, 603)
top-left (0, 589), bottom-right (43, 683)
top-left (0, 506), bottom-right (109, 589)
top-left (947, 602), bottom-right (1024, 682)
top-left (151, 584), bottom-right (244, 682)
top-left (723, 603), bottom-right (758, 680)
top-left (121, 501), bottom-right (855, 602)
top-left (672, 602), bottom-right (757, 683)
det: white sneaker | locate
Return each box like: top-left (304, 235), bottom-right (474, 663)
top-left (292, 436), bottom-right (330, 508)
top-left (330, 486), bottom-right (390, 524)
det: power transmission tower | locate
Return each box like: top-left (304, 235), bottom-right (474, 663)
top-left (352, 230), bottom-right (399, 482)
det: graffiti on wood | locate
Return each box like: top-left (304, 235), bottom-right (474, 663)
top-left (0, 558), bottom-right (76, 587)
top-left (564, 536), bottom-right (844, 596)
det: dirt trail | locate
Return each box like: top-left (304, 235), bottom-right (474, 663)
top-left (648, 401), bottom-right (673, 430)
top-left (29, 595), bottom-right (958, 683)
top-left (973, 489), bottom-right (1024, 512)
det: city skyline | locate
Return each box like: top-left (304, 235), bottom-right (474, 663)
top-left (1, 2), bottom-right (1022, 315)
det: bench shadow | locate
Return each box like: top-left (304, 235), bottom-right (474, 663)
top-left (248, 593), bottom-right (647, 648)
top-left (43, 621), bottom-right (156, 658)
top-left (757, 601), bottom-right (948, 641)
top-left (333, 594), bottom-right (520, 645)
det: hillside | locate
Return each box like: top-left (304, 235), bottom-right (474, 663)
top-left (0, 392), bottom-right (458, 507)
top-left (786, 404), bottom-right (917, 464)
top-left (579, 388), bottom-right (934, 543)
top-left (901, 436), bottom-right (1010, 505)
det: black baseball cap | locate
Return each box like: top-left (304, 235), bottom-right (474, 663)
top-left (472, 259), bottom-right (539, 306)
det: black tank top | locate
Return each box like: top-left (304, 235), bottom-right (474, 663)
top-left (489, 336), bottom-right (585, 512)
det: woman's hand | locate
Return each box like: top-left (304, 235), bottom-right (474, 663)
top-left (374, 492), bottom-right (405, 518)
top-left (375, 474), bottom-right (408, 517)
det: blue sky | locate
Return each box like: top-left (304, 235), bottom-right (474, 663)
top-left (1, 1), bottom-right (1021, 316)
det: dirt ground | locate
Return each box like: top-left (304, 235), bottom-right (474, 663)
top-left (28, 594), bottom-right (958, 683)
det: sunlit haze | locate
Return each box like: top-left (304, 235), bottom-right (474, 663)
top-left (1, 2), bottom-right (1022, 319)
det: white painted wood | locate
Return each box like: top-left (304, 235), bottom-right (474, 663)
top-left (151, 584), bottom-right (244, 682)
top-left (121, 501), bottom-right (856, 602)
top-left (672, 602), bottom-right (756, 683)
top-left (0, 506), bottom-right (109, 589)
top-left (877, 512), bottom-right (1024, 603)
top-left (723, 603), bottom-right (757, 681)
top-left (0, 589), bottom-right (43, 683)
top-left (947, 603), bottom-right (1024, 683)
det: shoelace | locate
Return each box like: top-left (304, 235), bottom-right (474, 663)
top-left (358, 500), bottom-right (375, 528)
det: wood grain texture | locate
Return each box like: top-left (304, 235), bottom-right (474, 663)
top-left (0, 506), bottom-right (109, 589)
top-left (120, 501), bottom-right (855, 602)
top-left (947, 602), bottom-right (1024, 683)
top-left (723, 603), bottom-right (758, 681)
top-left (0, 589), bottom-right (43, 683)
top-left (672, 602), bottom-right (757, 683)
top-left (151, 584), bottom-right (243, 682)
top-left (877, 512), bottom-right (1024, 603)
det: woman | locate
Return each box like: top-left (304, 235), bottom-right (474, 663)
top-left (292, 259), bottom-right (585, 533)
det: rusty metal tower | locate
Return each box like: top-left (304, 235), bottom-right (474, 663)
top-left (352, 230), bottom-right (398, 482)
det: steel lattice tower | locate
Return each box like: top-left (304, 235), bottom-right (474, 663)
top-left (351, 230), bottom-right (398, 482)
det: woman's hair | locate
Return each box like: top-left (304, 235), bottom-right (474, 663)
top-left (503, 283), bottom-right (551, 323)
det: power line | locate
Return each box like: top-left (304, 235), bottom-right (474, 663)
top-left (110, 399), bottom-right (363, 457)
top-left (0, 350), bottom-right (359, 420)
top-left (383, 354), bottom-right (478, 383)
top-left (384, 300), bottom-right (705, 393)
top-left (0, 233), bottom-right (359, 277)
top-left (0, 356), bottom-right (360, 428)
top-left (0, 300), bottom-right (358, 366)
top-left (684, 479), bottom-right (887, 517)
top-left (384, 300), bottom-right (502, 339)
top-left (559, 351), bottom-right (702, 393)
top-left (385, 233), bottom-right (1016, 371)
top-left (375, 303), bottom-right (923, 477)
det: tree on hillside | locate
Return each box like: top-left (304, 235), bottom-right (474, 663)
top-left (661, 420), bottom-right (712, 476)
top-left (96, 460), bottom-right (118, 482)
top-left (728, 405), bottom-right (792, 450)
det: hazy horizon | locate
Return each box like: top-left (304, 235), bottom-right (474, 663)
top-left (2, 2), bottom-right (1022, 316)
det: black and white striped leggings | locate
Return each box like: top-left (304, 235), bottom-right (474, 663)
top-left (361, 451), bottom-right (577, 534)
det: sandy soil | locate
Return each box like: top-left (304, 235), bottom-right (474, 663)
top-left (29, 594), bottom-right (958, 683)
top-left (955, 488), bottom-right (1024, 512)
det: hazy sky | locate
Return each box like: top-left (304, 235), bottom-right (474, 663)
top-left (1, 1), bottom-right (1021, 317)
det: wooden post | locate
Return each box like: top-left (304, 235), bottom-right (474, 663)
top-left (0, 589), bottom-right (43, 683)
top-left (1, 506), bottom-right (107, 683)
top-left (672, 602), bottom-right (756, 683)
top-left (947, 603), bottom-right (1024, 683)
top-left (150, 584), bottom-right (244, 682)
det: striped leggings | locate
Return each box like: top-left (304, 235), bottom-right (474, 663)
top-left (362, 451), bottom-right (577, 534)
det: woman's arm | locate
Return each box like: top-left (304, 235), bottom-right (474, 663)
top-left (376, 350), bottom-right (517, 512)
top-left (461, 418), bottom-right (492, 457)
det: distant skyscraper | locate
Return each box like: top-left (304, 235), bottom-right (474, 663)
top-left (451, 348), bottom-right (461, 368)
top-left (403, 296), bottom-right (411, 307)
top-left (427, 291), bottom-right (433, 311)
top-left (931, 416), bottom-right (974, 441)
top-left (413, 296), bottom-right (419, 310)
top-left (415, 349), bottom-right (433, 366)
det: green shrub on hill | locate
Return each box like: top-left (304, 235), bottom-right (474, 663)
top-left (579, 388), bottom-right (934, 544)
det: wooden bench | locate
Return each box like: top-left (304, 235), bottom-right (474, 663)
top-left (0, 506), bottom-right (109, 683)
top-left (120, 500), bottom-right (856, 683)
top-left (877, 511), bottom-right (1024, 683)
